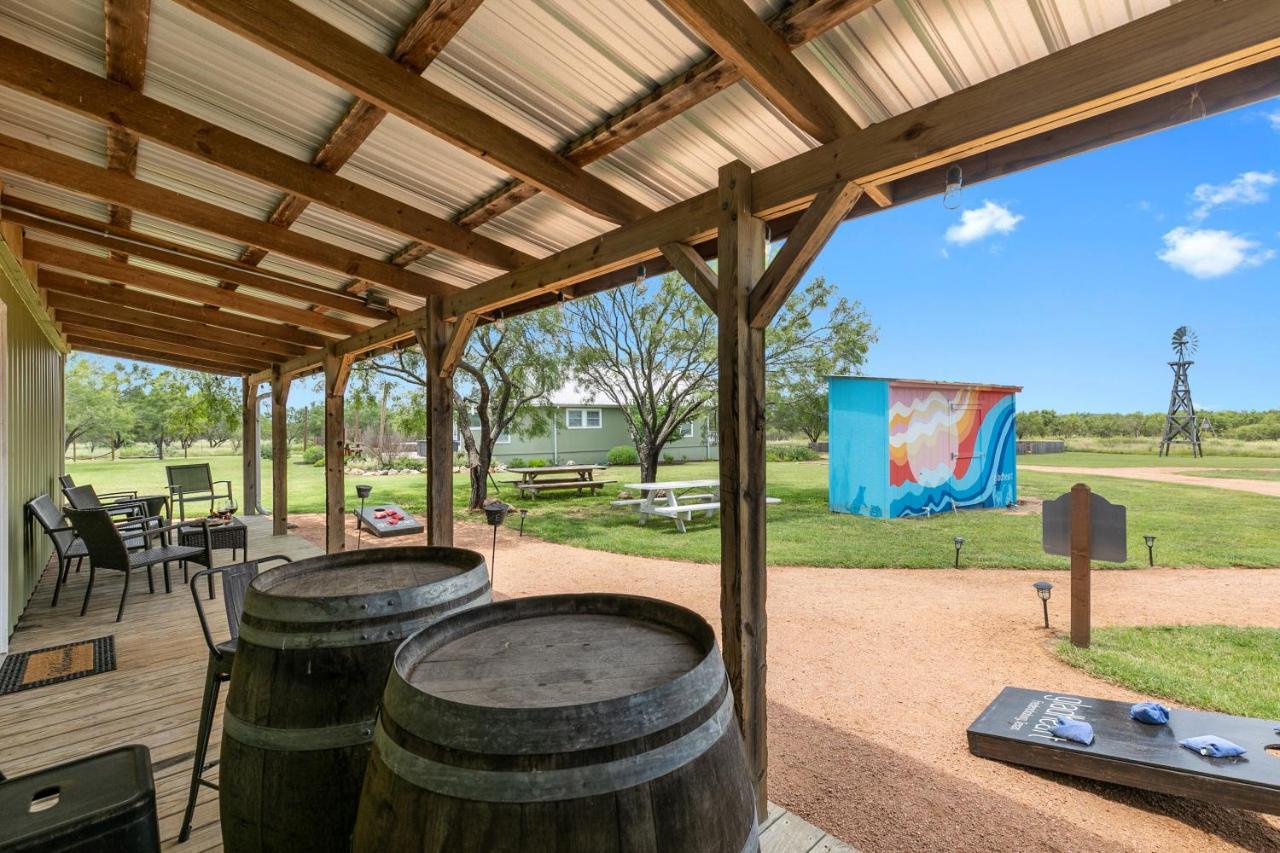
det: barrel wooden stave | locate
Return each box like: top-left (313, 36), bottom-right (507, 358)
top-left (220, 547), bottom-right (490, 853)
top-left (353, 594), bottom-right (758, 853)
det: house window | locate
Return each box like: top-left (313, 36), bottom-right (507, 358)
top-left (468, 424), bottom-right (511, 443)
top-left (674, 421), bottom-right (695, 439)
top-left (566, 408), bottom-right (602, 429)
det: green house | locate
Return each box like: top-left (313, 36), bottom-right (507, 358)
top-left (465, 386), bottom-right (718, 466)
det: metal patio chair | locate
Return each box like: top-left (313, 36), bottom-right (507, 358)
top-left (178, 554), bottom-right (291, 843)
top-left (25, 494), bottom-right (90, 607)
top-left (166, 463), bottom-right (233, 522)
top-left (58, 473), bottom-right (139, 505)
top-left (65, 508), bottom-right (213, 622)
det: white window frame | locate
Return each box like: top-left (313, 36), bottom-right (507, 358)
top-left (565, 408), bottom-right (603, 429)
top-left (467, 424), bottom-right (511, 444)
top-left (674, 421), bottom-right (695, 439)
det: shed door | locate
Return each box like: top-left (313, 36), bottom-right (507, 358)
top-left (949, 402), bottom-right (984, 487)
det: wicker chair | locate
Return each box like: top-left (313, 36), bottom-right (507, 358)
top-left (65, 508), bottom-right (213, 622)
top-left (165, 463), bottom-right (233, 522)
top-left (178, 554), bottom-right (291, 842)
top-left (58, 474), bottom-right (139, 505)
top-left (25, 494), bottom-right (150, 607)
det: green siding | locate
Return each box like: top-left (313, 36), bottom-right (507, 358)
top-left (3, 254), bottom-right (63, 636)
top-left (490, 406), bottom-right (718, 465)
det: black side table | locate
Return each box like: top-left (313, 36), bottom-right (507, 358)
top-left (180, 516), bottom-right (249, 564)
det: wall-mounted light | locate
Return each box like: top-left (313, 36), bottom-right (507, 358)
top-left (494, 309), bottom-right (505, 333)
top-left (943, 164), bottom-right (964, 210)
top-left (635, 263), bottom-right (647, 293)
top-left (1033, 581), bottom-right (1053, 628)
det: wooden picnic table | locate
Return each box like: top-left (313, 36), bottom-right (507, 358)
top-left (614, 479), bottom-right (780, 533)
top-left (503, 464), bottom-right (615, 499)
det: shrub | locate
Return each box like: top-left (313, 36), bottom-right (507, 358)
top-left (385, 455), bottom-right (419, 471)
top-left (526, 458), bottom-right (549, 467)
top-left (507, 457), bottom-right (527, 468)
top-left (260, 444), bottom-right (272, 460)
top-left (302, 446), bottom-right (324, 465)
top-left (607, 445), bottom-right (639, 465)
top-left (766, 444), bottom-right (820, 462)
top-left (454, 451), bottom-right (468, 466)
top-left (312, 458), bottom-right (325, 468)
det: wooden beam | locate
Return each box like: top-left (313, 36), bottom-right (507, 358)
top-left (716, 159), bottom-right (768, 819)
top-left (174, 0), bottom-right (653, 227)
top-left (44, 290), bottom-right (306, 358)
top-left (271, 366), bottom-right (291, 535)
top-left (0, 36), bottom-right (532, 272)
top-left (414, 295), bottom-right (455, 546)
top-left (57, 322), bottom-right (267, 371)
top-left (662, 0), bottom-right (858, 142)
top-left (242, 377), bottom-right (261, 515)
top-left (749, 180), bottom-right (861, 327)
top-left (25, 242), bottom-right (365, 337)
top-left (323, 348), bottom-right (352, 553)
top-left (38, 269), bottom-right (328, 349)
top-left (660, 242), bottom-right (718, 310)
top-left (439, 312), bottom-right (477, 379)
top-left (0, 133), bottom-right (452, 298)
top-left (67, 339), bottom-right (241, 374)
top-left (52, 310), bottom-right (274, 367)
top-left (0, 201), bottom-right (392, 320)
top-left (103, 0), bottom-right (151, 256)
top-left (0, 202), bottom-right (68, 352)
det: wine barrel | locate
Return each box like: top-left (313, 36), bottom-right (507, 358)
top-left (353, 594), bottom-right (758, 853)
top-left (220, 546), bottom-right (490, 853)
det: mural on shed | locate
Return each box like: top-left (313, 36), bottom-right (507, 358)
top-left (887, 384), bottom-right (1017, 517)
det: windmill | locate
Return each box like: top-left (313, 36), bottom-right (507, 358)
top-left (1158, 326), bottom-right (1202, 457)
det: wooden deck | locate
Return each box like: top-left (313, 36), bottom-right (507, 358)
top-left (0, 516), bottom-right (854, 852)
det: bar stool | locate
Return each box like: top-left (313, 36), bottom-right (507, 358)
top-left (179, 554), bottom-right (291, 843)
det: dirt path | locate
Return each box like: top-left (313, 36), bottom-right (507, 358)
top-left (1022, 465), bottom-right (1280, 498)
top-left (293, 515), bottom-right (1280, 852)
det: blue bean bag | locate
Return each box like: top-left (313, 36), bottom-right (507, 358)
top-left (1050, 716), bottom-right (1094, 745)
top-left (1179, 735), bottom-right (1246, 758)
top-left (1129, 702), bottom-right (1171, 725)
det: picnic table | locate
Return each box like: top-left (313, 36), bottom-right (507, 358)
top-left (503, 464), bottom-right (616, 499)
top-left (613, 479), bottom-right (781, 533)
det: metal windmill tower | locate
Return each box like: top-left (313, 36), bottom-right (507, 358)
top-left (1158, 326), bottom-right (1201, 457)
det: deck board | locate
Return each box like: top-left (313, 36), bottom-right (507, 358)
top-left (0, 516), bottom-right (853, 852)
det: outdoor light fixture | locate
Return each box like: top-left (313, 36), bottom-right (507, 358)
top-left (953, 536), bottom-right (965, 568)
top-left (634, 263), bottom-right (647, 292)
top-left (1033, 581), bottom-right (1053, 628)
top-left (355, 484), bottom-right (372, 549)
top-left (494, 310), bottom-right (505, 333)
top-left (1144, 534), bottom-right (1156, 567)
top-left (518, 507), bottom-right (529, 537)
top-left (483, 501), bottom-right (513, 584)
top-left (943, 164), bottom-right (964, 209)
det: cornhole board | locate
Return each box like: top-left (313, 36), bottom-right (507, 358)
top-left (968, 687), bottom-right (1280, 815)
top-left (357, 504), bottom-right (424, 538)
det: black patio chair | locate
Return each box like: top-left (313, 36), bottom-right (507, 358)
top-left (27, 494), bottom-right (152, 608)
top-left (178, 554), bottom-right (291, 843)
top-left (63, 483), bottom-right (150, 522)
top-left (65, 508), bottom-right (213, 622)
top-left (166, 463), bottom-right (233, 522)
top-left (58, 473), bottom-right (139, 505)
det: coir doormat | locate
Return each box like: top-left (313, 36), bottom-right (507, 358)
top-left (0, 636), bottom-right (115, 695)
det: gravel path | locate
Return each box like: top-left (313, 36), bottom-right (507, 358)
top-left (1022, 465), bottom-right (1280, 498)
top-left (294, 515), bottom-right (1280, 852)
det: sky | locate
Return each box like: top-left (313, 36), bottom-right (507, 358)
top-left (86, 97), bottom-right (1280, 414)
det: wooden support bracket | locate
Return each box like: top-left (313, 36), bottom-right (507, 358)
top-left (439, 312), bottom-right (477, 379)
top-left (660, 242), bottom-right (718, 310)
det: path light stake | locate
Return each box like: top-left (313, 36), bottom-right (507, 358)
top-left (483, 501), bottom-right (512, 585)
top-left (355, 484), bottom-right (372, 549)
top-left (953, 536), bottom-right (965, 568)
top-left (1033, 581), bottom-right (1053, 628)
top-left (1144, 535), bottom-right (1156, 567)
top-left (518, 507), bottom-right (528, 537)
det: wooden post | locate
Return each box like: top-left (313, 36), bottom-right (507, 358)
top-left (241, 377), bottom-right (260, 515)
top-left (716, 159), bottom-right (768, 818)
top-left (324, 348), bottom-right (352, 554)
top-left (271, 365), bottom-right (291, 536)
top-left (414, 295), bottom-right (457, 547)
top-left (1070, 482), bottom-right (1092, 648)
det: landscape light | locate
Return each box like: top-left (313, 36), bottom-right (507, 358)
top-left (953, 536), bottom-right (965, 568)
top-left (483, 501), bottom-right (513, 584)
top-left (355, 484), bottom-right (372, 550)
top-left (518, 507), bottom-right (529, 537)
top-left (1033, 581), bottom-right (1053, 628)
top-left (1144, 534), bottom-right (1156, 567)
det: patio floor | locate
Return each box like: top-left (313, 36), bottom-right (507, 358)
top-left (0, 515), bottom-right (852, 852)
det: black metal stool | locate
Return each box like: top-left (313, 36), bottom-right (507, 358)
top-left (178, 555), bottom-right (291, 843)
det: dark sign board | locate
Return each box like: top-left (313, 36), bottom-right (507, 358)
top-left (1042, 490), bottom-right (1127, 562)
top-left (968, 686), bottom-right (1280, 815)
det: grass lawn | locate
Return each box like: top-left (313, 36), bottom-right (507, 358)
top-left (1186, 468), bottom-right (1280, 481)
top-left (65, 453), bottom-right (1280, 569)
top-left (1056, 626), bottom-right (1280, 719)
top-left (1020, 451), bottom-right (1280, 469)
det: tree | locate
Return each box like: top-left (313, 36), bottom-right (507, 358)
top-left (124, 367), bottom-right (188, 459)
top-left (770, 381), bottom-right (827, 443)
top-left (561, 273), bottom-right (876, 482)
top-left (356, 311), bottom-right (560, 509)
top-left (64, 357), bottom-right (134, 457)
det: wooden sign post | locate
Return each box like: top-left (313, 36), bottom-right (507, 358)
top-left (1042, 483), bottom-right (1127, 649)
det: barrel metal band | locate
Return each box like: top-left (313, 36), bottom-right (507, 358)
top-left (249, 567), bottom-right (488, 623)
top-left (223, 711), bottom-right (376, 752)
top-left (238, 593), bottom-right (491, 650)
top-left (373, 691), bottom-right (735, 803)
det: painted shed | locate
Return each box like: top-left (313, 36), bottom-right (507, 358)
top-left (828, 377), bottom-right (1021, 518)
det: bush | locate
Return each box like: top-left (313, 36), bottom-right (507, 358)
top-left (526, 458), bottom-right (549, 467)
top-left (607, 445), bottom-right (639, 465)
top-left (260, 444), bottom-right (272, 460)
top-left (312, 458), bottom-right (325, 468)
top-left (766, 444), bottom-right (820, 462)
top-left (507, 457), bottom-right (527, 468)
top-left (302, 446), bottom-right (324, 465)
top-left (385, 455), bottom-right (419, 471)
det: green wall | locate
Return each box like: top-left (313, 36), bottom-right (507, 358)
top-left (2, 247), bottom-right (63, 637)
top-left (487, 406), bottom-right (718, 464)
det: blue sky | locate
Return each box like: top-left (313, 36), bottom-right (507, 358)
top-left (808, 97), bottom-right (1280, 412)
top-left (88, 97), bottom-right (1279, 413)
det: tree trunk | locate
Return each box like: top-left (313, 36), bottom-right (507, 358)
top-left (378, 383), bottom-right (390, 463)
top-left (302, 406), bottom-right (310, 452)
top-left (638, 441), bottom-right (662, 485)
top-left (156, 437), bottom-right (165, 460)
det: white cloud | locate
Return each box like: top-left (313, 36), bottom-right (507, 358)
top-left (944, 200), bottom-right (1023, 245)
top-left (1267, 110), bottom-right (1280, 132)
top-left (1190, 171), bottom-right (1275, 220)
top-left (1158, 227), bottom-right (1274, 279)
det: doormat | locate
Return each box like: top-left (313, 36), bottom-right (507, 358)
top-left (0, 636), bottom-right (115, 695)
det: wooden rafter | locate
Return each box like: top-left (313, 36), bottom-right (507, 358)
top-left (662, 0), bottom-right (858, 142)
top-left (0, 134), bottom-right (452, 299)
top-left (39, 270), bottom-right (327, 349)
top-left (660, 242), bottom-right (718, 310)
top-left (103, 0), bottom-right (151, 260)
top-left (174, 0), bottom-right (652, 227)
top-left (391, 0), bottom-right (879, 269)
top-left (67, 336), bottom-right (248, 374)
top-left (26, 242), bottom-right (364, 337)
top-left (56, 314), bottom-right (271, 370)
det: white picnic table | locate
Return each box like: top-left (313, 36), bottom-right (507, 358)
top-left (613, 479), bottom-right (780, 533)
